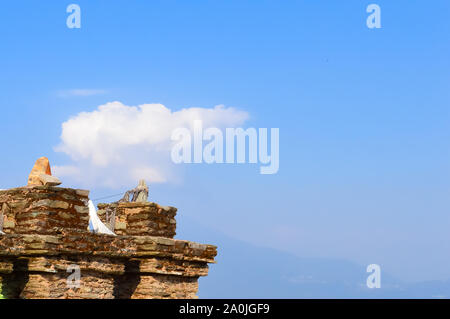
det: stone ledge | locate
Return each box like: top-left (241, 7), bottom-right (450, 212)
top-left (0, 231), bottom-right (217, 263)
top-left (0, 255), bottom-right (210, 278)
top-left (99, 201), bottom-right (177, 211)
top-left (0, 186), bottom-right (89, 198)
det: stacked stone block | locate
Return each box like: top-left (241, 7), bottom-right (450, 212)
top-left (0, 186), bottom-right (216, 299)
top-left (0, 186), bottom-right (89, 235)
top-left (97, 202), bottom-right (177, 237)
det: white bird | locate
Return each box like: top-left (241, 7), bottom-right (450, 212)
top-left (88, 200), bottom-right (116, 236)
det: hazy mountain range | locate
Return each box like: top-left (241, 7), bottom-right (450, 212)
top-left (177, 216), bottom-right (450, 299)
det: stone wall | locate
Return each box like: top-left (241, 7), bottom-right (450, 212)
top-left (0, 186), bottom-right (90, 235)
top-left (0, 186), bottom-right (217, 299)
top-left (97, 202), bottom-right (177, 237)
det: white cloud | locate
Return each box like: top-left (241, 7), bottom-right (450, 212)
top-left (57, 89), bottom-right (108, 97)
top-left (52, 165), bottom-right (80, 177)
top-left (54, 101), bottom-right (249, 188)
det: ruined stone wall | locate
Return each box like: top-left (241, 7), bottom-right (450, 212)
top-left (0, 187), bottom-right (216, 299)
top-left (97, 202), bottom-right (177, 237)
top-left (0, 186), bottom-right (90, 235)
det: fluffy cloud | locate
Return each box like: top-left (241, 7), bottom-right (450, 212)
top-left (54, 101), bottom-right (249, 188)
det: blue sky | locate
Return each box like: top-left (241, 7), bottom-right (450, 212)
top-left (0, 1), bottom-right (450, 296)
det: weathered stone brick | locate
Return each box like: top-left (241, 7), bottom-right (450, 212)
top-left (0, 186), bottom-right (216, 299)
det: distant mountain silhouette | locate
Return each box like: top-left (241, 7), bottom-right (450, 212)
top-left (176, 216), bottom-right (450, 298)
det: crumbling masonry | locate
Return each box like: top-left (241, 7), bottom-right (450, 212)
top-left (0, 186), bottom-right (217, 299)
